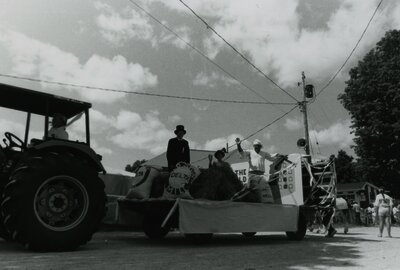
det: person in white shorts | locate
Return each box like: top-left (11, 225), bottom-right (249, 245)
top-left (374, 188), bottom-right (393, 237)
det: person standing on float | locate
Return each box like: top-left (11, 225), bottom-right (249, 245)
top-left (166, 125), bottom-right (190, 171)
top-left (235, 138), bottom-right (278, 202)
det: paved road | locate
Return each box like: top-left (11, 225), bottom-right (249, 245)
top-left (0, 226), bottom-right (399, 270)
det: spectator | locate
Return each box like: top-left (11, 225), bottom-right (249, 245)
top-left (336, 197), bottom-right (350, 234)
top-left (352, 201), bottom-right (362, 225)
top-left (393, 205), bottom-right (400, 224)
top-left (367, 204), bottom-right (375, 226)
top-left (374, 188), bottom-right (393, 237)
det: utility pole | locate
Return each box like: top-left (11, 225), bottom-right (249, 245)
top-left (301, 71), bottom-right (311, 157)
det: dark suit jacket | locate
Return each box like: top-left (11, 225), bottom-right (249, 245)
top-left (166, 137), bottom-right (190, 171)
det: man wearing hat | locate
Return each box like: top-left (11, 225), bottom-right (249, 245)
top-left (166, 125), bottom-right (190, 171)
top-left (235, 138), bottom-right (278, 203)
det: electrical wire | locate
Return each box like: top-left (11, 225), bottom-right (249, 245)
top-left (316, 0), bottom-right (383, 97)
top-left (179, 0), bottom-right (300, 103)
top-left (192, 104), bottom-right (299, 164)
top-left (0, 73), bottom-right (296, 105)
top-left (126, 0), bottom-right (282, 106)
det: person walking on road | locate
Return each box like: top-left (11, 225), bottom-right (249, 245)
top-left (336, 197), bottom-right (350, 234)
top-left (166, 125), bottom-right (190, 171)
top-left (352, 201), bottom-right (362, 225)
top-left (374, 188), bottom-right (393, 237)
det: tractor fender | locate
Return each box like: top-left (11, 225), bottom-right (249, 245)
top-left (32, 140), bottom-right (106, 173)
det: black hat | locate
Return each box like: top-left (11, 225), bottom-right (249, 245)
top-left (174, 125), bottom-right (186, 135)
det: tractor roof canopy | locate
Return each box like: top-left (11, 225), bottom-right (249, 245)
top-left (0, 83), bottom-right (91, 119)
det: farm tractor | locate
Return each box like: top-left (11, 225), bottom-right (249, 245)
top-left (0, 83), bottom-right (106, 251)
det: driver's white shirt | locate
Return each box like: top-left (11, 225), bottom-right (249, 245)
top-left (240, 149), bottom-right (274, 172)
top-left (48, 127), bottom-right (68, 140)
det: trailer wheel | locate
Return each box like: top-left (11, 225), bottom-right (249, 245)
top-left (1, 151), bottom-right (106, 251)
top-left (286, 212), bottom-right (307, 241)
top-left (184, 233), bottom-right (213, 244)
top-left (143, 216), bottom-right (169, 239)
top-left (242, 232), bottom-right (256, 237)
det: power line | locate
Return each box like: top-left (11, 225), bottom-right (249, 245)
top-left (192, 104), bottom-right (299, 164)
top-left (316, 0), bottom-right (383, 97)
top-left (179, 0), bottom-right (300, 103)
top-left (0, 73), bottom-right (297, 105)
top-left (126, 0), bottom-right (280, 106)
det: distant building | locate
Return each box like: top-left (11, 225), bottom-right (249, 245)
top-left (337, 182), bottom-right (380, 208)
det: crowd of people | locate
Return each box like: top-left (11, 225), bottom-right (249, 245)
top-left (333, 190), bottom-right (400, 238)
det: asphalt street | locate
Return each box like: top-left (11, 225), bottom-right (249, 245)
top-left (0, 226), bottom-right (399, 270)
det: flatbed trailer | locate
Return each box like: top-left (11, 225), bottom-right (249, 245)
top-left (118, 153), bottom-right (336, 242)
top-left (118, 198), bottom-right (308, 241)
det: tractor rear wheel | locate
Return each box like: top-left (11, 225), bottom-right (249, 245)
top-left (0, 179), bottom-right (14, 241)
top-left (1, 151), bottom-right (106, 251)
top-left (0, 217), bottom-right (12, 241)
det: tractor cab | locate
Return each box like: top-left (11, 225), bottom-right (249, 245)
top-left (0, 82), bottom-right (91, 148)
top-left (0, 83), bottom-right (106, 251)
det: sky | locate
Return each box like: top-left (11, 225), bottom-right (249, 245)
top-left (0, 0), bottom-right (399, 173)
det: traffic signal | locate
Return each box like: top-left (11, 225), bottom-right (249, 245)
top-left (305, 84), bottom-right (314, 98)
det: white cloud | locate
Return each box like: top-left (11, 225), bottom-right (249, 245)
top-left (310, 119), bottom-right (354, 148)
top-left (167, 115), bottom-right (182, 123)
top-left (193, 71), bottom-right (239, 88)
top-left (284, 118), bottom-right (302, 131)
top-left (70, 109), bottom-right (114, 135)
top-left (158, 25), bottom-right (191, 49)
top-left (203, 133), bottom-right (250, 151)
top-left (94, 2), bottom-right (193, 49)
top-left (0, 29), bottom-right (158, 103)
top-left (95, 2), bottom-right (153, 46)
top-left (91, 140), bottom-right (113, 156)
top-left (110, 110), bottom-right (173, 155)
top-left (263, 131), bottom-right (272, 140)
top-left (153, 0), bottom-right (400, 88)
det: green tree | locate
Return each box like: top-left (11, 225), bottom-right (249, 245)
top-left (338, 30), bottom-right (400, 197)
top-left (335, 150), bottom-right (359, 184)
top-left (125, 159), bottom-right (147, 173)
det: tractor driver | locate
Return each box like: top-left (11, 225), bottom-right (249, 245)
top-left (48, 112), bottom-right (83, 140)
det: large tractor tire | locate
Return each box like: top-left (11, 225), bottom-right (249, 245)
top-left (0, 217), bottom-right (12, 241)
top-left (286, 211), bottom-right (307, 241)
top-left (1, 151), bottom-right (106, 251)
top-left (0, 179), bottom-right (14, 241)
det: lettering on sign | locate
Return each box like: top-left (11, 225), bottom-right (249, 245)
top-left (234, 169), bottom-right (248, 183)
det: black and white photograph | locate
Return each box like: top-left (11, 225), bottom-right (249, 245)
top-left (0, 0), bottom-right (399, 269)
